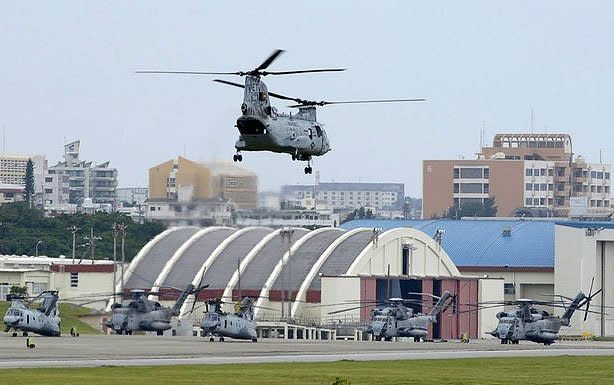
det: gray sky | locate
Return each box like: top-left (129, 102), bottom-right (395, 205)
top-left (2, 1), bottom-right (613, 197)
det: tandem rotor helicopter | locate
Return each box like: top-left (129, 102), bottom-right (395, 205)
top-left (138, 49), bottom-right (425, 174)
top-left (3, 291), bottom-right (61, 337)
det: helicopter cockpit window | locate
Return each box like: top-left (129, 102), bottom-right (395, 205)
top-left (314, 126), bottom-right (322, 137)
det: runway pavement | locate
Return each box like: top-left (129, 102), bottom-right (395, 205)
top-left (1, 335), bottom-right (614, 368)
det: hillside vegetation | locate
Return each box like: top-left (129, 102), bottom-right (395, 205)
top-left (0, 202), bottom-right (165, 262)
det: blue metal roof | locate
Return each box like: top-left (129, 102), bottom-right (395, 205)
top-left (555, 221), bottom-right (614, 230)
top-left (341, 219), bottom-right (556, 268)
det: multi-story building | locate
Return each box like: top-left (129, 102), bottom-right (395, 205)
top-left (116, 187), bottom-right (149, 206)
top-left (146, 157), bottom-right (257, 225)
top-left (281, 181), bottom-right (405, 215)
top-left (423, 133), bottom-right (612, 218)
top-left (208, 161), bottom-right (258, 209)
top-left (0, 154), bottom-right (46, 195)
top-left (45, 141), bottom-right (118, 206)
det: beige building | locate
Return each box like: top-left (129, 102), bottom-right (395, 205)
top-left (423, 134), bottom-right (612, 218)
top-left (148, 157), bottom-right (257, 209)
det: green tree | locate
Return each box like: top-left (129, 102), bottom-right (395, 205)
top-left (9, 285), bottom-right (28, 296)
top-left (446, 197), bottom-right (498, 219)
top-left (25, 158), bottom-right (35, 208)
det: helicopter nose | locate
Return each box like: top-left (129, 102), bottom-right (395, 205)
top-left (3, 315), bottom-right (19, 326)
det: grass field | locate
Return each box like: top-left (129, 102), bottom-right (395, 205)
top-left (1, 356), bottom-right (614, 385)
top-left (0, 301), bottom-right (100, 335)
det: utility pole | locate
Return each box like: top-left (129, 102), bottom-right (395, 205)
top-left (68, 226), bottom-right (79, 264)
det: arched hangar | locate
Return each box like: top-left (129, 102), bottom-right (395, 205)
top-left (115, 226), bottom-right (502, 339)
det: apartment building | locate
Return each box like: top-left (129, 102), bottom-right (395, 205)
top-left (423, 134), bottom-right (612, 218)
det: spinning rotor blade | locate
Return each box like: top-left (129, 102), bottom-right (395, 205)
top-left (213, 79), bottom-right (306, 103)
top-left (136, 70), bottom-right (242, 75)
top-left (262, 68), bottom-right (346, 76)
top-left (288, 98), bottom-right (426, 108)
top-left (255, 49), bottom-right (285, 71)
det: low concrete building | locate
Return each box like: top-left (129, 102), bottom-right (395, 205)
top-left (0, 255), bottom-right (116, 309)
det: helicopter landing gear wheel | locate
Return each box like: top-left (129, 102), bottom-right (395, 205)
top-left (304, 166), bottom-right (312, 174)
top-left (209, 337), bottom-right (214, 342)
top-left (11, 332), bottom-right (17, 337)
top-left (22, 331), bottom-right (28, 337)
top-left (413, 337), bottom-right (421, 343)
top-left (156, 330), bottom-right (163, 336)
top-left (233, 153), bottom-right (243, 162)
top-left (500, 338), bottom-right (507, 344)
top-left (219, 337), bottom-right (225, 342)
top-left (251, 337), bottom-right (257, 342)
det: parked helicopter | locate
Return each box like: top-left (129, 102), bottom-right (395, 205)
top-left (3, 291), bottom-right (61, 337)
top-left (329, 291), bottom-right (455, 342)
top-left (200, 297), bottom-right (259, 342)
top-left (106, 283), bottom-right (208, 335)
top-left (469, 285), bottom-right (602, 345)
top-left (138, 49), bottom-right (425, 174)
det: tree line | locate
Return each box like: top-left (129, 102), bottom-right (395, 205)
top-left (0, 202), bottom-right (166, 262)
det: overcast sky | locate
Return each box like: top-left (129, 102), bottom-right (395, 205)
top-left (2, 1), bottom-right (613, 197)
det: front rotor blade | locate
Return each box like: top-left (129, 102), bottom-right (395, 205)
top-left (324, 98), bottom-right (426, 105)
top-left (262, 68), bottom-right (346, 76)
top-left (137, 71), bottom-right (242, 75)
top-left (213, 79), bottom-right (245, 89)
top-left (255, 49), bottom-right (285, 71)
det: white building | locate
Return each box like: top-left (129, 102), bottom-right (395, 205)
top-left (0, 154), bottom-right (46, 198)
top-left (0, 255), bottom-right (116, 310)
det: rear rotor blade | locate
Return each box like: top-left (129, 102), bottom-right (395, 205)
top-left (255, 49), bottom-right (285, 71)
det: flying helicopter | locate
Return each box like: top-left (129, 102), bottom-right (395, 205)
top-left (468, 284), bottom-right (602, 345)
top-left (106, 282), bottom-right (208, 335)
top-left (200, 297), bottom-right (261, 342)
top-left (3, 291), bottom-right (61, 337)
top-left (328, 291), bottom-right (455, 342)
top-left (137, 49), bottom-right (425, 174)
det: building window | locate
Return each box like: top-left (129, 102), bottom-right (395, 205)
top-left (45, 188), bottom-right (53, 194)
top-left (548, 169), bottom-right (554, 176)
top-left (591, 171), bottom-right (597, 178)
top-left (526, 183), bottom-right (532, 191)
top-left (606, 172), bottom-right (610, 180)
top-left (70, 272), bottom-right (78, 287)
top-left (525, 169), bottom-right (533, 176)
top-left (533, 198), bottom-right (540, 205)
top-left (548, 184), bottom-right (554, 191)
top-left (540, 183), bottom-right (547, 191)
top-left (540, 198), bottom-right (545, 206)
top-left (45, 177), bottom-right (53, 182)
top-left (459, 183), bottom-right (483, 193)
top-left (504, 283), bottom-right (516, 295)
top-left (459, 168), bottom-right (483, 179)
top-left (453, 168), bottom-right (460, 178)
top-left (483, 183), bottom-right (489, 193)
top-left (533, 184), bottom-right (539, 191)
top-left (483, 168), bottom-right (489, 178)
top-left (525, 198), bottom-right (532, 206)
top-left (540, 168), bottom-right (547, 176)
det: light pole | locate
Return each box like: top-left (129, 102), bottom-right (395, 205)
top-left (116, 223), bottom-right (128, 304)
top-left (112, 222), bottom-right (118, 303)
top-left (84, 227), bottom-right (102, 262)
top-left (68, 226), bottom-right (79, 264)
top-left (280, 227), bottom-right (294, 320)
top-left (35, 240), bottom-right (42, 257)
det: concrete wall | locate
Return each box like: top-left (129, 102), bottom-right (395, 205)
top-left (478, 278), bottom-right (504, 338)
top-left (320, 276), bottom-right (361, 323)
top-left (555, 225), bottom-right (614, 336)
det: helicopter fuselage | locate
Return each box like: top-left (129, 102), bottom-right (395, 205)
top-left (201, 311), bottom-right (257, 341)
top-left (234, 75), bottom-right (330, 161)
top-left (3, 299), bottom-right (60, 337)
